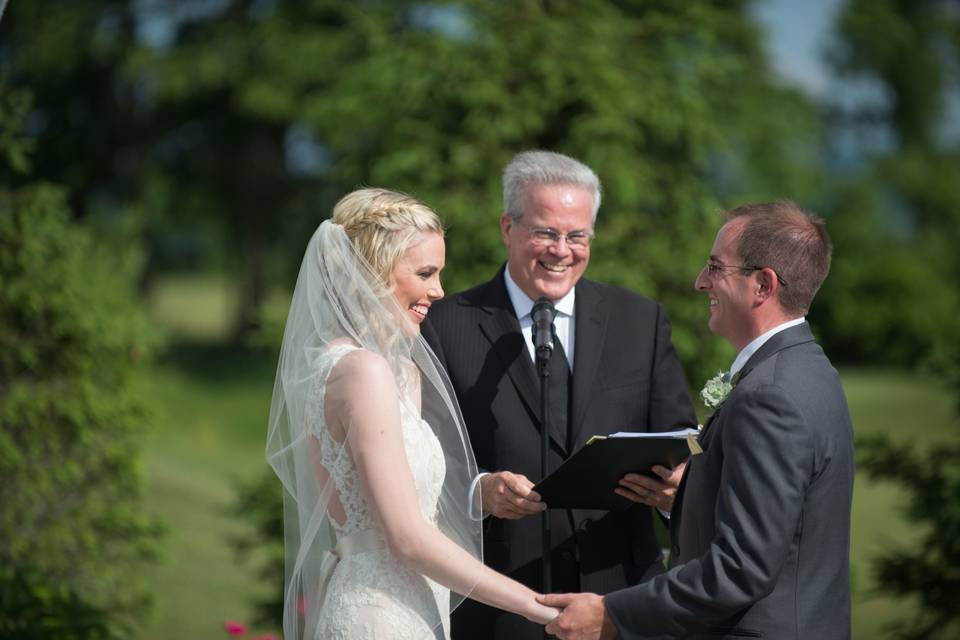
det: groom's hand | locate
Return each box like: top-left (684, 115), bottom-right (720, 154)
top-left (538, 593), bottom-right (616, 640)
top-left (615, 460), bottom-right (686, 512)
top-left (480, 471), bottom-right (545, 519)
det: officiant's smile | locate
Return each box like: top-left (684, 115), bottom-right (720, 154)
top-left (500, 183), bottom-right (594, 302)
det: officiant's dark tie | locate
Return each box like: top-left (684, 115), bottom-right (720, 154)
top-left (547, 328), bottom-right (572, 451)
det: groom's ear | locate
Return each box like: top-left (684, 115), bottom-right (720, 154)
top-left (755, 268), bottom-right (778, 300)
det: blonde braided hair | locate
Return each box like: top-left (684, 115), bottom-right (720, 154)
top-left (332, 188), bottom-right (444, 289)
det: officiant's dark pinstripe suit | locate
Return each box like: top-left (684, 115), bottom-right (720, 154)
top-left (423, 266), bottom-right (696, 640)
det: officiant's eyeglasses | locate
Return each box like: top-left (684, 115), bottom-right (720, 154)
top-left (516, 221), bottom-right (594, 248)
top-left (705, 261), bottom-right (788, 287)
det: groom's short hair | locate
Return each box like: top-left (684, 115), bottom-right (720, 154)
top-left (724, 201), bottom-right (832, 316)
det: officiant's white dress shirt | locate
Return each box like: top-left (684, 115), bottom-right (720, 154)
top-left (504, 265), bottom-right (575, 369)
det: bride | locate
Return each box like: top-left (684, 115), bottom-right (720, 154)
top-left (266, 188), bottom-right (559, 639)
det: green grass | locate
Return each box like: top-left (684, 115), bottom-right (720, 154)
top-left (136, 344), bottom-right (278, 640)
top-left (843, 369), bottom-right (958, 639)
top-left (136, 278), bottom-right (958, 639)
top-left (147, 275), bottom-right (241, 342)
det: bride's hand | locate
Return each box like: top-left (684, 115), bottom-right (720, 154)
top-left (525, 595), bottom-right (561, 624)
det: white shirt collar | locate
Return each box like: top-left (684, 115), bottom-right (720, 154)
top-left (503, 264), bottom-right (576, 319)
top-left (729, 317), bottom-right (806, 378)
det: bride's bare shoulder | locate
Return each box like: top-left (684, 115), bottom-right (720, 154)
top-left (328, 346), bottom-right (394, 389)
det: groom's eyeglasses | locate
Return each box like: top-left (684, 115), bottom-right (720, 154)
top-left (705, 261), bottom-right (788, 287)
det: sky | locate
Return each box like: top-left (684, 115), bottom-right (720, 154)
top-left (751, 0), bottom-right (846, 100)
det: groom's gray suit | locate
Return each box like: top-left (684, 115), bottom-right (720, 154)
top-left (605, 322), bottom-right (855, 639)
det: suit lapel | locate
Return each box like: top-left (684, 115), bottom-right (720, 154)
top-left (670, 467), bottom-right (689, 543)
top-left (698, 322), bottom-right (816, 443)
top-left (672, 406), bottom-right (725, 546)
top-left (475, 269), bottom-right (567, 454)
top-left (570, 280), bottom-right (606, 447)
top-left (696, 404), bottom-right (725, 449)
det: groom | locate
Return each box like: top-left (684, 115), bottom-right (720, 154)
top-left (542, 201), bottom-right (855, 639)
top-left (423, 150), bottom-right (696, 639)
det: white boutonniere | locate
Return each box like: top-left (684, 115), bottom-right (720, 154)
top-left (700, 371), bottom-right (734, 409)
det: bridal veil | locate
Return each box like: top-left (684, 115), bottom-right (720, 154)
top-left (265, 220), bottom-right (481, 639)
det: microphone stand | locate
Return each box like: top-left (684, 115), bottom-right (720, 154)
top-left (532, 297), bottom-right (556, 636)
top-left (535, 335), bottom-right (553, 599)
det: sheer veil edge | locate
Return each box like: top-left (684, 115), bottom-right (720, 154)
top-left (265, 220), bottom-right (482, 639)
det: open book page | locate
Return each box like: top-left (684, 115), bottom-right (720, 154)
top-left (607, 427), bottom-right (700, 439)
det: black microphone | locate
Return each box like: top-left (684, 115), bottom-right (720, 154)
top-left (531, 297), bottom-right (555, 364)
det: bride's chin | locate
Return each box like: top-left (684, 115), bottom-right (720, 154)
top-left (397, 313), bottom-right (420, 337)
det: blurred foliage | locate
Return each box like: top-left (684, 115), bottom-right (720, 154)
top-left (1, 0), bottom-right (824, 384)
top-left (856, 435), bottom-right (960, 640)
top-left (813, 0), bottom-right (960, 368)
top-left (0, 567), bottom-right (123, 640)
top-left (231, 473), bottom-right (284, 629)
top-left (0, 0), bottom-right (145, 235)
top-left (825, 4), bottom-right (960, 637)
top-left (810, 176), bottom-right (953, 365)
top-left (0, 72), bottom-right (34, 178)
top-left (4, 0), bottom-right (960, 635)
top-left (0, 81), bottom-right (160, 633)
top-left (2, 1), bottom-right (955, 372)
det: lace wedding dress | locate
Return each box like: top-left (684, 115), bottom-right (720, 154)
top-left (310, 343), bottom-right (450, 640)
top-left (266, 220), bottom-right (480, 640)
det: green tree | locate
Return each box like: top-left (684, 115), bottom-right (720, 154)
top-left (0, 80), bottom-right (159, 636)
top-left (0, 1), bottom-right (142, 207)
top-left (0, 73), bottom-right (33, 179)
top-left (132, 0), bottom-right (822, 383)
top-left (822, 2), bottom-right (960, 637)
top-left (0, 0), bottom-right (236, 310)
top-left (813, 0), bottom-right (960, 365)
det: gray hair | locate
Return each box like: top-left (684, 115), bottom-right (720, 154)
top-left (502, 150), bottom-right (602, 223)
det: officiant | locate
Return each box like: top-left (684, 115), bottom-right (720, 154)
top-left (422, 150), bottom-right (697, 640)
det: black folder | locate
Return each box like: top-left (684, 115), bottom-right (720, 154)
top-left (533, 430), bottom-right (698, 510)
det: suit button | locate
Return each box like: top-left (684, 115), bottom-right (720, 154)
top-left (559, 550), bottom-right (575, 561)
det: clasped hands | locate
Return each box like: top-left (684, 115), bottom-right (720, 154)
top-left (482, 462), bottom-right (687, 638)
top-left (480, 461), bottom-right (686, 519)
top-left (539, 592), bottom-right (614, 640)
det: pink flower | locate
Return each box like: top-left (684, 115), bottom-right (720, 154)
top-left (223, 620), bottom-right (248, 636)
